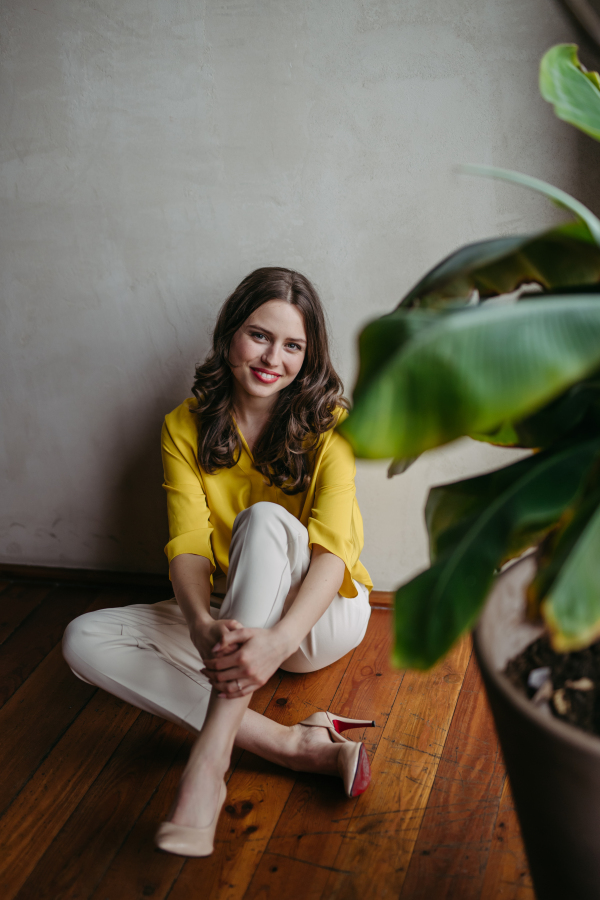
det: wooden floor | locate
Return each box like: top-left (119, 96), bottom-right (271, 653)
top-left (0, 576), bottom-right (535, 900)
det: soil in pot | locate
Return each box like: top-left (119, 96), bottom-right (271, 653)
top-left (505, 634), bottom-right (600, 736)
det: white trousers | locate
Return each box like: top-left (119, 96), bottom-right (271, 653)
top-left (62, 502), bottom-right (371, 734)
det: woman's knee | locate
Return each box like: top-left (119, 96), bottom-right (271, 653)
top-left (233, 501), bottom-right (306, 539)
top-left (235, 501), bottom-right (282, 526)
top-left (62, 610), bottom-right (122, 678)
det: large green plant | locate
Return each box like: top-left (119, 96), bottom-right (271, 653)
top-left (339, 44), bottom-right (600, 669)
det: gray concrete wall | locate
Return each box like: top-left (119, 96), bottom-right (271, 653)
top-left (2, 0), bottom-right (599, 588)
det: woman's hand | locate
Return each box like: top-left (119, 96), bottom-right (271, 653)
top-left (201, 626), bottom-right (289, 697)
top-left (190, 618), bottom-right (243, 664)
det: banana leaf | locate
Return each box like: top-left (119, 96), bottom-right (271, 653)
top-left (540, 44), bottom-right (600, 142)
top-left (527, 480), bottom-right (600, 650)
top-left (461, 166), bottom-right (600, 247)
top-left (469, 420), bottom-right (521, 447)
top-left (393, 438), bottom-right (600, 669)
top-left (513, 376), bottom-right (600, 447)
top-left (399, 221), bottom-right (600, 310)
top-left (339, 296), bottom-right (600, 460)
top-left (426, 451), bottom-right (553, 562)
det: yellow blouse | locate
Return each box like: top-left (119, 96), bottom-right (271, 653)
top-left (161, 398), bottom-right (372, 598)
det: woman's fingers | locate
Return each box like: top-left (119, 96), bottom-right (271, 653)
top-left (203, 649), bottom-right (242, 671)
top-left (217, 626), bottom-right (252, 646)
top-left (202, 664), bottom-right (245, 685)
top-left (216, 677), bottom-right (256, 698)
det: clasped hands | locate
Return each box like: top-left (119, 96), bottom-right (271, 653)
top-left (193, 618), bottom-right (291, 698)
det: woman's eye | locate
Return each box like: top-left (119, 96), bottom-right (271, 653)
top-left (251, 331), bottom-right (267, 340)
top-left (286, 343), bottom-right (302, 351)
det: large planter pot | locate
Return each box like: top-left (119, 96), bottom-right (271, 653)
top-left (473, 555), bottom-right (600, 900)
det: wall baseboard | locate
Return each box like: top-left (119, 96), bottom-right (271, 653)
top-left (0, 562), bottom-right (393, 608)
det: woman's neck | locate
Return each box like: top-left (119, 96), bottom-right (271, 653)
top-left (232, 391), bottom-right (277, 454)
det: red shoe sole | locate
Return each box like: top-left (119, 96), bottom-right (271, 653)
top-left (350, 744), bottom-right (371, 797)
top-left (333, 719), bottom-right (376, 734)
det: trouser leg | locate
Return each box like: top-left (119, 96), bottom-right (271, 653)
top-left (217, 501), bottom-right (311, 627)
top-left (62, 598), bottom-right (213, 733)
top-left (62, 501), bottom-right (370, 732)
top-left (220, 502), bottom-right (371, 671)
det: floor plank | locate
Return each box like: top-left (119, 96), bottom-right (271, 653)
top-left (399, 654), bottom-right (506, 899)
top-left (165, 652), bottom-right (359, 900)
top-left (0, 587), bottom-right (160, 816)
top-left (0, 582), bottom-right (54, 645)
top-left (16, 714), bottom-right (189, 900)
top-left (0, 584), bottom-right (100, 708)
top-left (0, 691), bottom-right (140, 899)
top-left (0, 645), bottom-right (96, 817)
top-left (88, 672), bottom-right (288, 900)
top-left (244, 609), bottom-right (402, 895)
top-left (478, 779), bottom-right (535, 900)
top-left (318, 636), bottom-right (473, 900)
top-left (0, 576), bottom-right (534, 899)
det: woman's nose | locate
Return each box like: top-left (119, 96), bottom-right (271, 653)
top-left (261, 343), bottom-right (281, 367)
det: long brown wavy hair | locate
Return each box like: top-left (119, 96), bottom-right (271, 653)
top-left (192, 267), bottom-right (348, 494)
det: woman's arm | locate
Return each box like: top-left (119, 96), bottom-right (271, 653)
top-left (170, 553), bottom-right (242, 661)
top-left (274, 544), bottom-right (345, 655)
top-left (202, 545), bottom-right (345, 696)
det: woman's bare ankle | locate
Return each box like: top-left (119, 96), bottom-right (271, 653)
top-left (286, 723), bottom-right (340, 775)
top-left (170, 761), bottom-right (226, 828)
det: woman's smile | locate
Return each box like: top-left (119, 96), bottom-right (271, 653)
top-left (250, 367), bottom-right (281, 384)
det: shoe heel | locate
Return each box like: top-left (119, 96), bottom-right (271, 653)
top-left (300, 711), bottom-right (376, 732)
top-left (330, 716), bottom-right (376, 735)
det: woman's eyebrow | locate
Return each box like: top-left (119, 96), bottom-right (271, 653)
top-left (246, 323), bottom-right (306, 344)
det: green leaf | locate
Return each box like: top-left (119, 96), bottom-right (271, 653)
top-left (426, 452), bottom-right (541, 562)
top-left (340, 296), bottom-right (600, 460)
top-left (540, 43), bottom-right (600, 142)
top-left (399, 221), bottom-right (600, 310)
top-left (461, 166), bottom-right (600, 247)
top-left (514, 376), bottom-right (600, 447)
top-left (387, 456), bottom-right (418, 477)
top-left (541, 489), bottom-right (600, 651)
top-left (393, 438), bottom-right (600, 669)
top-left (469, 420), bottom-right (521, 447)
top-left (352, 309), bottom-right (440, 399)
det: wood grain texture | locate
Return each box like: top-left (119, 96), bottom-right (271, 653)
top-left (479, 778), bottom-right (536, 900)
top-left (88, 672), bottom-right (284, 900)
top-left (0, 586), bottom-right (166, 816)
top-left (0, 582), bottom-right (53, 645)
top-left (0, 644), bottom-right (96, 816)
top-left (0, 692), bottom-right (140, 899)
top-left (15, 714), bottom-right (189, 900)
top-left (399, 653), bottom-right (506, 899)
top-left (244, 608), bottom-right (402, 895)
top-left (0, 577), bottom-right (534, 900)
top-left (319, 636), bottom-right (473, 900)
top-left (0, 584), bottom-right (99, 708)
top-left (166, 650), bottom-right (360, 900)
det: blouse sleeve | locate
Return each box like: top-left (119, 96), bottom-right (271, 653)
top-left (307, 429), bottom-right (364, 598)
top-left (161, 417), bottom-right (216, 578)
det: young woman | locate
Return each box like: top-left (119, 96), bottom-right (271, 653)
top-left (62, 267), bottom-right (374, 858)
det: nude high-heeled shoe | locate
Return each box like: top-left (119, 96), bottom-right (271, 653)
top-left (155, 781), bottom-right (227, 857)
top-left (299, 711), bottom-right (376, 798)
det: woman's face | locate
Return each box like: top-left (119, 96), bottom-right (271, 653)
top-left (228, 299), bottom-right (307, 407)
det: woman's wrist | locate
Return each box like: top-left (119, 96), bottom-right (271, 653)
top-left (189, 609), bottom-right (214, 634)
top-left (271, 619), bottom-right (300, 658)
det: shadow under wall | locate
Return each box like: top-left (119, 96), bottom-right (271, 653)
top-left (106, 412), bottom-right (171, 577)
